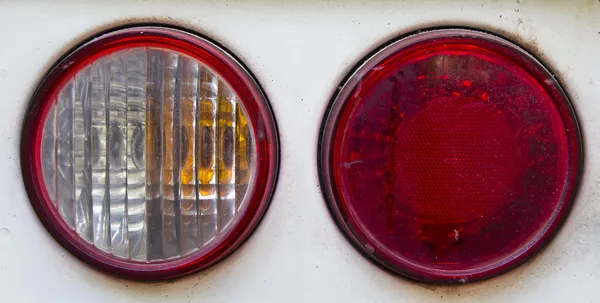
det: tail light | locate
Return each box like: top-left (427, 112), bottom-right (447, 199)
top-left (21, 26), bottom-right (279, 280)
top-left (319, 29), bottom-right (581, 283)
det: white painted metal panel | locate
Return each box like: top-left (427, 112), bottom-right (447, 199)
top-left (0, 0), bottom-right (599, 302)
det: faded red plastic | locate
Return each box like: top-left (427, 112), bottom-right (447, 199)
top-left (319, 29), bottom-right (581, 284)
top-left (21, 26), bottom-right (279, 280)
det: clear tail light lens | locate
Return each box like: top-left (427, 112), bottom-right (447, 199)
top-left (319, 29), bottom-right (581, 283)
top-left (21, 26), bottom-right (279, 280)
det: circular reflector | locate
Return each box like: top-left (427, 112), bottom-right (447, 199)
top-left (319, 29), bottom-right (581, 283)
top-left (21, 26), bottom-right (279, 280)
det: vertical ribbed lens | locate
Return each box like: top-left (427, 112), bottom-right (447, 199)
top-left (25, 27), bottom-right (278, 280)
top-left (40, 47), bottom-right (255, 262)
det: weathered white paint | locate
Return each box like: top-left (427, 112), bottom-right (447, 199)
top-left (1, 0), bottom-right (599, 302)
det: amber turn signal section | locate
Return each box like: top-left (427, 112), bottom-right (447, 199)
top-left (319, 29), bottom-right (581, 284)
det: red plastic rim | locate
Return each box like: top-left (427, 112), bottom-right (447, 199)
top-left (21, 26), bottom-right (279, 280)
top-left (319, 29), bottom-right (581, 284)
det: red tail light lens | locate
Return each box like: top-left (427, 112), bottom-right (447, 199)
top-left (319, 29), bottom-right (581, 283)
top-left (21, 26), bottom-right (279, 280)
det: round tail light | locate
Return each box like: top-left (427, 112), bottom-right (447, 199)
top-left (21, 26), bottom-right (279, 280)
top-left (319, 29), bottom-right (581, 283)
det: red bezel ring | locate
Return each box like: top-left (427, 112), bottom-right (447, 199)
top-left (318, 28), bottom-right (582, 284)
top-left (21, 26), bottom-right (279, 280)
